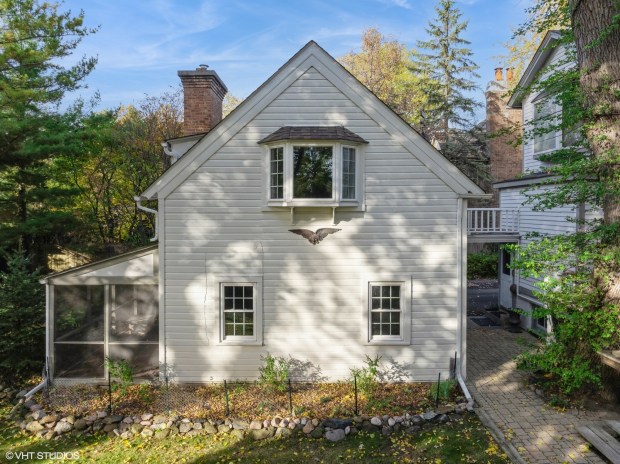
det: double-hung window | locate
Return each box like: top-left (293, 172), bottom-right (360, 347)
top-left (210, 275), bottom-right (263, 345)
top-left (363, 277), bottom-right (411, 345)
top-left (533, 97), bottom-right (561, 155)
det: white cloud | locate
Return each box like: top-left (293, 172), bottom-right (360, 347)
top-left (379, 0), bottom-right (413, 9)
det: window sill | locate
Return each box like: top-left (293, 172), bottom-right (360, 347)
top-left (364, 339), bottom-right (409, 346)
top-left (262, 202), bottom-right (365, 211)
top-left (217, 339), bottom-right (262, 346)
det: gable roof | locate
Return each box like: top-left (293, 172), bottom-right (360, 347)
top-left (141, 41), bottom-right (486, 200)
top-left (258, 126), bottom-right (368, 144)
top-left (508, 30), bottom-right (562, 108)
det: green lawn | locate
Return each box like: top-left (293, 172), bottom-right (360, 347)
top-left (0, 405), bottom-right (509, 463)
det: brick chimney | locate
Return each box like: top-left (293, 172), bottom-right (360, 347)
top-left (485, 69), bottom-right (523, 206)
top-left (178, 66), bottom-right (228, 136)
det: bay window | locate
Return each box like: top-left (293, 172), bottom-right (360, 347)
top-left (259, 126), bottom-right (366, 207)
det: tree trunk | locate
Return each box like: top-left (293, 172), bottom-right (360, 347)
top-left (570, 0), bottom-right (620, 302)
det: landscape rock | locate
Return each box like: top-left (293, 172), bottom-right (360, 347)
top-left (250, 428), bottom-right (274, 440)
top-left (32, 410), bottom-right (47, 421)
top-left (323, 418), bottom-right (352, 429)
top-left (370, 416), bottom-right (382, 426)
top-left (104, 415), bottom-right (123, 424)
top-left (155, 429), bottom-right (170, 439)
top-left (249, 420), bottom-right (263, 430)
top-left (310, 426), bottom-right (324, 439)
top-left (26, 421), bottom-right (44, 433)
top-left (179, 422), bottom-right (192, 434)
top-left (302, 422), bottom-right (315, 434)
top-left (203, 423), bottom-right (217, 434)
top-left (141, 428), bottom-right (154, 438)
top-left (131, 424), bottom-right (145, 434)
top-left (275, 427), bottom-right (292, 438)
top-left (325, 429), bottom-right (346, 442)
top-left (54, 422), bottom-right (73, 434)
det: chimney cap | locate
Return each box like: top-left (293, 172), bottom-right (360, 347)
top-left (177, 68), bottom-right (228, 92)
top-left (494, 67), bottom-right (504, 81)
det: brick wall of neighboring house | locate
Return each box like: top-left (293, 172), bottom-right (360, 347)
top-left (178, 68), bottom-right (228, 136)
top-left (485, 69), bottom-right (522, 206)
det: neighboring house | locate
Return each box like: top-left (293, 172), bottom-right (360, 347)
top-left (41, 41), bottom-right (486, 383)
top-left (478, 31), bottom-right (590, 332)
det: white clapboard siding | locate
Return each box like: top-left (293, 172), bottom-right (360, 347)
top-left (522, 46), bottom-right (571, 173)
top-left (499, 185), bottom-right (577, 296)
top-left (163, 66), bottom-right (459, 382)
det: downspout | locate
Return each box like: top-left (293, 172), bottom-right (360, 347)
top-left (134, 196), bottom-right (158, 242)
top-left (456, 197), bottom-right (474, 411)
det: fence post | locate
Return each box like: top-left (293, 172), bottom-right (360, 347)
top-left (435, 372), bottom-right (441, 408)
top-left (107, 372), bottom-right (112, 414)
top-left (224, 380), bottom-right (230, 416)
top-left (288, 379), bottom-right (293, 415)
top-left (354, 374), bottom-right (359, 416)
top-left (165, 374), bottom-right (170, 416)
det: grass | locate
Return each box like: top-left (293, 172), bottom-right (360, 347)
top-left (0, 404), bottom-right (509, 463)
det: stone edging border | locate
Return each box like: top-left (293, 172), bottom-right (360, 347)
top-left (1, 385), bottom-right (471, 443)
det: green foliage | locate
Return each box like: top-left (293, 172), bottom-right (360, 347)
top-left (258, 353), bottom-right (290, 393)
top-left (350, 355), bottom-right (382, 396)
top-left (0, 250), bottom-right (45, 384)
top-left (411, 0), bottom-right (481, 142)
top-left (105, 358), bottom-right (134, 395)
top-left (468, 252), bottom-right (498, 279)
top-left (0, 0), bottom-right (97, 269)
top-left (428, 379), bottom-right (457, 402)
top-left (508, 1), bottom-right (620, 397)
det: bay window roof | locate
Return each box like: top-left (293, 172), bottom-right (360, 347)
top-left (258, 126), bottom-right (368, 145)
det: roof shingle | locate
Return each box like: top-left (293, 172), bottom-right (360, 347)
top-left (258, 126), bottom-right (368, 144)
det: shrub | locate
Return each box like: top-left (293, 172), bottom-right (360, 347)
top-left (350, 355), bottom-right (381, 396)
top-left (0, 251), bottom-right (45, 385)
top-left (258, 353), bottom-right (290, 393)
top-left (467, 252), bottom-right (498, 279)
top-left (428, 379), bottom-right (456, 402)
top-left (105, 358), bottom-right (134, 395)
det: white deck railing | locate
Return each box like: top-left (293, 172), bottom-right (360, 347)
top-left (467, 208), bottom-right (519, 234)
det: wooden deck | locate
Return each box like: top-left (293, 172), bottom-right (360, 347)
top-left (577, 420), bottom-right (620, 464)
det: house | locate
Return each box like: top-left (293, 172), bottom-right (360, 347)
top-left (485, 31), bottom-right (594, 332)
top-left (41, 41), bottom-right (487, 383)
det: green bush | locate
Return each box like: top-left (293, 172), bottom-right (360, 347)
top-left (468, 252), bottom-right (498, 279)
top-left (105, 358), bottom-right (134, 395)
top-left (350, 355), bottom-right (381, 396)
top-left (258, 353), bottom-right (290, 393)
top-left (0, 251), bottom-right (45, 385)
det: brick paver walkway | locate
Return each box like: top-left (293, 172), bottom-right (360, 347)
top-left (467, 327), bottom-right (616, 464)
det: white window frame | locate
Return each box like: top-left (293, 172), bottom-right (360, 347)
top-left (361, 275), bottom-right (412, 345)
top-left (209, 275), bottom-right (263, 346)
top-left (531, 93), bottom-right (561, 159)
top-left (263, 141), bottom-right (363, 207)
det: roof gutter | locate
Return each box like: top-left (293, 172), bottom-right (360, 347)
top-left (134, 196), bottom-right (158, 242)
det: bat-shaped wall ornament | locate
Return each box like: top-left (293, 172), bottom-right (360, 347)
top-left (289, 228), bottom-right (341, 245)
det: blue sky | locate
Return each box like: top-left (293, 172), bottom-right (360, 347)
top-left (62, 0), bottom-right (531, 122)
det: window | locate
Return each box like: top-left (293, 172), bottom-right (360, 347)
top-left (502, 249), bottom-right (511, 276)
top-left (293, 146), bottom-right (333, 198)
top-left (210, 275), bottom-right (263, 345)
top-left (222, 284), bottom-right (255, 338)
top-left (342, 147), bottom-right (356, 200)
top-left (533, 97), bottom-right (560, 154)
top-left (266, 142), bottom-right (362, 205)
top-left (270, 147), bottom-right (283, 199)
top-left (370, 284), bottom-right (401, 337)
top-left (363, 277), bottom-right (411, 345)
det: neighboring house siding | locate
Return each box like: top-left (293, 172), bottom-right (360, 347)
top-left (499, 185), bottom-right (576, 299)
top-left (163, 67), bottom-right (459, 381)
top-left (522, 46), bottom-right (568, 173)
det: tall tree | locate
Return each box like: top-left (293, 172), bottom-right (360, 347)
top-left (509, 0), bottom-right (620, 395)
top-left (0, 0), bottom-right (96, 269)
top-left (412, 0), bottom-right (480, 144)
top-left (340, 28), bottom-right (434, 130)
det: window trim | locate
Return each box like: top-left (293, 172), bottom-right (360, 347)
top-left (361, 275), bottom-right (412, 345)
top-left (209, 275), bottom-right (263, 346)
top-left (263, 140), bottom-right (363, 207)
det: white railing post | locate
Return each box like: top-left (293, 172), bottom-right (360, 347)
top-left (466, 208), bottom-right (520, 234)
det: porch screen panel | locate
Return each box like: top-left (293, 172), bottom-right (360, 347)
top-left (53, 285), bottom-right (104, 378)
top-left (108, 284), bottom-right (159, 379)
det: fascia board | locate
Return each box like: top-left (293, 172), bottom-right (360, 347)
top-left (508, 31), bottom-right (561, 108)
